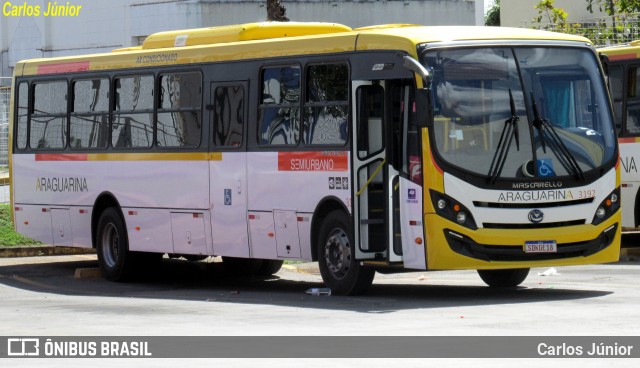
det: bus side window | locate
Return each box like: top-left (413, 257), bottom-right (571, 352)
top-left (112, 75), bottom-right (154, 148)
top-left (258, 66), bottom-right (300, 146)
top-left (607, 65), bottom-right (623, 133)
top-left (626, 66), bottom-right (640, 135)
top-left (157, 72), bottom-right (202, 148)
top-left (303, 63), bottom-right (349, 146)
top-left (15, 82), bottom-right (28, 150)
top-left (71, 78), bottom-right (109, 149)
top-left (31, 81), bottom-right (68, 150)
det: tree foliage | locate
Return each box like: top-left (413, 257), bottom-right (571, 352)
top-left (267, 0), bottom-right (289, 22)
top-left (485, 0), bottom-right (500, 26)
top-left (587, 0), bottom-right (640, 15)
top-left (533, 0), bottom-right (569, 30)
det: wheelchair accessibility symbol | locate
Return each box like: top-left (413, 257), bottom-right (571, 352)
top-left (224, 189), bottom-right (232, 205)
top-left (537, 159), bottom-right (555, 177)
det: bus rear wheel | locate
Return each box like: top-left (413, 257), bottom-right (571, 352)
top-left (317, 211), bottom-right (375, 295)
top-left (257, 260), bottom-right (284, 276)
top-left (96, 207), bottom-right (136, 282)
top-left (477, 268), bottom-right (530, 288)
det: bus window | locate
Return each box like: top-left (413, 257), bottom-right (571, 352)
top-left (213, 84), bottom-right (244, 148)
top-left (303, 63), bottom-right (349, 145)
top-left (608, 65), bottom-right (623, 132)
top-left (539, 77), bottom-right (597, 130)
top-left (356, 85), bottom-right (384, 159)
top-left (71, 79), bottom-right (109, 149)
top-left (31, 81), bottom-right (67, 149)
top-left (626, 66), bottom-right (640, 135)
top-left (112, 75), bottom-right (154, 148)
top-left (157, 72), bottom-right (202, 148)
top-left (15, 82), bottom-right (28, 150)
top-left (258, 66), bottom-right (300, 145)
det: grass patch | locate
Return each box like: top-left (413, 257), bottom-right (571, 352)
top-left (0, 204), bottom-right (40, 247)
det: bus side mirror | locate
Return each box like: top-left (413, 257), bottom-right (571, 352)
top-left (414, 88), bottom-right (432, 128)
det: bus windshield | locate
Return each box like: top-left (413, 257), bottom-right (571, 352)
top-left (423, 46), bottom-right (616, 180)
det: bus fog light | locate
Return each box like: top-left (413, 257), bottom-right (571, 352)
top-left (437, 199), bottom-right (447, 210)
top-left (456, 211), bottom-right (467, 224)
top-left (596, 206), bottom-right (606, 219)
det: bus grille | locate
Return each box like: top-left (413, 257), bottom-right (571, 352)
top-left (444, 224), bottom-right (617, 262)
top-left (482, 220), bottom-right (586, 229)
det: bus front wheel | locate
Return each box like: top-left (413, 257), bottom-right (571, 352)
top-left (477, 268), bottom-right (530, 288)
top-left (317, 211), bottom-right (375, 295)
top-left (96, 207), bottom-right (136, 282)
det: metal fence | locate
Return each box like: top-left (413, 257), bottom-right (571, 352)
top-left (1, 78), bottom-right (11, 204)
top-left (532, 12), bottom-right (640, 46)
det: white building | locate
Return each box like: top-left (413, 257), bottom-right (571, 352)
top-left (0, 0), bottom-right (483, 81)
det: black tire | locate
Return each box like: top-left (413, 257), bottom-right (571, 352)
top-left (222, 257), bottom-right (263, 275)
top-left (96, 207), bottom-right (137, 282)
top-left (183, 255), bottom-right (208, 262)
top-left (317, 210), bottom-right (375, 295)
top-left (477, 268), bottom-right (530, 288)
top-left (256, 260), bottom-right (284, 276)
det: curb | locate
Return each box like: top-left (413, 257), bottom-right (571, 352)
top-left (0, 246), bottom-right (95, 258)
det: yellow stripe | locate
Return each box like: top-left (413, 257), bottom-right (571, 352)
top-left (86, 152), bottom-right (222, 161)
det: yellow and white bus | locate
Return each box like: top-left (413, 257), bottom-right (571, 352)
top-left (598, 42), bottom-right (640, 232)
top-left (9, 22), bottom-right (621, 294)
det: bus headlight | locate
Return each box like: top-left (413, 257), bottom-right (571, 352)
top-left (456, 211), bottom-right (467, 224)
top-left (430, 190), bottom-right (477, 230)
top-left (592, 187), bottom-right (621, 225)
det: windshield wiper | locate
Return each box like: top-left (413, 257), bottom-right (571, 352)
top-left (530, 92), bottom-right (585, 181)
top-left (488, 89), bottom-right (520, 184)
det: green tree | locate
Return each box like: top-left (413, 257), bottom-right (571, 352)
top-left (586, 0), bottom-right (640, 43)
top-left (587, 0), bottom-right (640, 15)
top-left (485, 0), bottom-right (500, 26)
top-left (533, 0), bottom-right (569, 31)
top-left (267, 0), bottom-right (289, 21)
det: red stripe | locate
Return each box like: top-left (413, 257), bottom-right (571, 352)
top-left (278, 151), bottom-right (348, 172)
top-left (619, 137), bottom-right (638, 144)
top-left (607, 53), bottom-right (639, 61)
top-left (35, 154), bottom-right (88, 161)
top-left (37, 61), bottom-right (90, 75)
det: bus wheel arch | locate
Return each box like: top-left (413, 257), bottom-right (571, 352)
top-left (91, 192), bottom-right (123, 249)
top-left (316, 209), bottom-right (375, 295)
top-left (310, 196), bottom-right (350, 262)
top-left (96, 206), bottom-right (137, 281)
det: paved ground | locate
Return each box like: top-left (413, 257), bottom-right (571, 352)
top-left (0, 254), bottom-right (639, 367)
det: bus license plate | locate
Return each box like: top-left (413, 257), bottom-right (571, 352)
top-left (524, 240), bottom-right (557, 253)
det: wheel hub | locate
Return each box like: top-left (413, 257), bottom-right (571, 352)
top-left (324, 228), bottom-right (351, 280)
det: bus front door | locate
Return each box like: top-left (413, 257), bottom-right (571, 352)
top-left (352, 81), bottom-right (392, 260)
